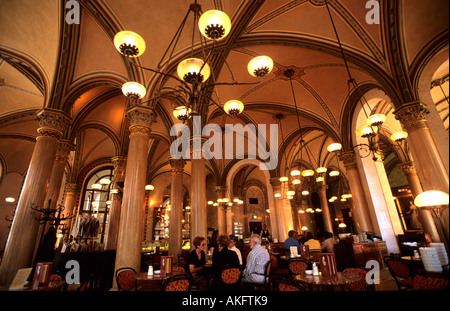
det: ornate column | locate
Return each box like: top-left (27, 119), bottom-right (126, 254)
top-left (317, 183), bottom-right (334, 234)
top-left (215, 186), bottom-right (227, 235)
top-left (105, 156), bottom-right (127, 250)
top-left (394, 102), bottom-right (449, 192)
top-left (398, 161), bottom-right (441, 242)
top-left (339, 151), bottom-right (372, 233)
top-left (270, 177), bottom-right (287, 241)
top-left (168, 157), bottom-right (186, 257)
top-left (0, 109), bottom-right (70, 288)
top-left (113, 106), bottom-right (155, 281)
top-left (61, 183), bottom-right (79, 238)
top-left (190, 151), bottom-right (207, 244)
top-left (44, 140), bottom-right (75, 211)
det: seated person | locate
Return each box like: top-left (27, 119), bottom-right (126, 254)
top-left (187, 236), bottom-right (209, 290)
top-left (284, 230), bottom-right (301, 254)
top-left (304, 232), bottom-right (321, 252)
top-left (211, 235), bottom-right (240, 290)
top-left (228, 235), bottom-right (243, 266)
top-left (321, 232), bottom-right (338, 253)
top-left (242, 234), bottom-right (270, 284)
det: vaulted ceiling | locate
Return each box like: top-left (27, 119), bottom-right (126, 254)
top-left (0, 0), bottom-right (448, 187)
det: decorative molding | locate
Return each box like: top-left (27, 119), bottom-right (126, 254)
top-left (126, 106), bottom-right (157, 132)
top-left (339, 150), bottom-right (357, 170)
top-left (35, 109), bottom-right (71, 139)
top-left (169, 157), bottom-right (186, 173)
top-left (394, 101), bottom-right (430, 134)
top-left (398, 161), bottom-right (417, 175)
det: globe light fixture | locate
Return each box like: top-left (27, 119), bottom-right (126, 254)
top-left (198, 10), bottom-right (231, 40)
top-left (223, 100), bottom-right (244, 116)
top-left (114, 30), bottom-right (146, 57)
top-left (122, 82), bottom-right (146, 100)
top-left (177, 58), bottom-right (211, 84)
top-left (247, 56), bottom-right (274, 77)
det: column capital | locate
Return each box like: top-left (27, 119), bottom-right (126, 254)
top-left (64, 183), bottom-right (79, 194)
top-left (36, 108), bottom-right (71, 139)
top-left (394, 101), bottom-right (429, 133)
top-left (56, 139), bottom-right (75, 160)
top-left (270, 177), bottom-right (282, 188)
top-left (111, 156), bottom-right (127, 169)
top-left (169, 157), bottom-right (186, 172)
top-left (339, 150), bottom-right (357, 169)
top-left (126, 106), bottom-right (156, 135)
top-left (398, 161), bottom-right (417, 175)
top-left (317, 182), bottom-right (328, 193)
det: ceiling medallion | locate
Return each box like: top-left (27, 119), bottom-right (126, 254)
top-left (274, 66), bottom-right (306, 81)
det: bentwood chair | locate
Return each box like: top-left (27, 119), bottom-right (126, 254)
top-left (342, 268), bottom-right (375, 291)
top-left (162, 274), bottom-right (191, 291)
top-left (115, 267), bottom-right (137, 291)
top-left (220, 267), bottom-right (242, 290)
top-left (253, 259), bottom-right (273, 291)
top-left (274, 278), bottom-right (307, 291)
top-left (412, 274), bottom-right (449, 290)
top-left (383, 256), bottom-right (416, 290)
top-left (288, 258), bottom-right (310, 277)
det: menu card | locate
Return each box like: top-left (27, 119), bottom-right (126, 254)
top-left (9, 268), bottom-right (33, 291)
top-left (160, 256), bottom-right (173, 277)
top-left (32, 262), bottom-right (53, 290)
top-left (319, 253), bottom-right (338, 277)
top-left (300, 244), bottom-right (309, 259)
top-left (290, 246), bottom-right (298, 257)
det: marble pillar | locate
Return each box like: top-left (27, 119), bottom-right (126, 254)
top-left (168, 157), bottom-right (186, 257)
top-left (270, 178), bottom-right (287, 241)
top-left (62, 183), bottom-right (78, 238)
top-left (398, 161), bottom-right (441, 242)
top-left (105, 156), bottom-right (126, 250)
top-left (0, 109), bottom-right (70, 288)
top-left (44, 140), bottom-right (74, 211)
top-left (339, 151), bottom-right (372, 233)
top-left (317, 183), bottom-right (334, 234)
top-left (394, 102), bottom-right (449, 192)
top-left (215, 186), bottom-right (227, 235)
top-left (191, 156), bottom-right (207, 244)
top-left (113, 106), bottom-right (155, 281)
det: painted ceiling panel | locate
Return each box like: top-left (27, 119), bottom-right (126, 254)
top-left (0, 62), bottom-right (42, 117)
top-left (71, 10), bottom-right (129, 84)
top-left (402, 0), bottom-right (449, 66)
top-left (0, 0), bottom-right (59, 98)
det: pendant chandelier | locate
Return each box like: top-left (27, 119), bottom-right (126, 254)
top-left (322, 0), bottom-right (392, 162)
top-left (113, 1), bottom-right (273, 120)
top-left (274, 70), bottom-right (328, 200)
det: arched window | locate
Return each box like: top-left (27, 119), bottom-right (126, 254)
top-left (78, 166), bottom-right (114, 244)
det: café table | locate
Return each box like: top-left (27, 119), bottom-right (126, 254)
top-left (294, 272), bottom-right (361, 291)
top-left (136, 270), bottom-right (183, 291)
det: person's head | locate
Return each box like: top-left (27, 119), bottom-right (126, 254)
top-left (306, 232), bottom-right (314, 240)
top-left (262, 224), bottom-right (267, 229)
top-left (324, 232), bottom-right (333, 239)
top-left (217, 235), bottom-right (231, 250)
top-left (249, 234), bottom-right (261, 248)
top-left (193, 236), bottom-right (206, 250)
top-left (228, 235), bottom-right (236, 248)
top-left (288, 230), bottom-right (298, 238)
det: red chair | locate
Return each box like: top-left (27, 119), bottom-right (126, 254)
top-left (288, 258), bottom-right (310, 276)
top-left (172, 264), bottom-right (186, 274)
top-left (162, 274), bottom-right (190, 291)
top-left (342, 268), bottom-right (374, 291)
top-left (115, 267), bottom-right (137, 291)
top-left (274, 279), bottom-right (306, 291)
top-left (412, 274), bottom-right (449, 290)
top-left (384, 256), bottom-right (415, 290)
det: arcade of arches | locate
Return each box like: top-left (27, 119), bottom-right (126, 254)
top-left (0, 0), bottom-right (448, 289)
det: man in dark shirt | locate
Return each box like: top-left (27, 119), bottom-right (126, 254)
top-left (284, 230), bottom-right (301, 254)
